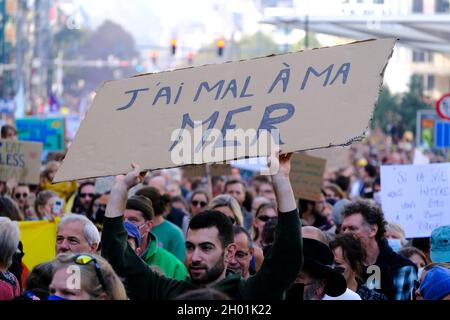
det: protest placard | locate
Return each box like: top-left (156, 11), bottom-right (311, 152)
top-left (15, 117), bottom-right (65, 152)
top-left (54, 38), bottom-right (396, 182)
top-left (381, 163), bottom-right (450, 238)
top-left (290, 153), bottom-right (326, 201)
top-left (0, 139), bottom-right (43, 184)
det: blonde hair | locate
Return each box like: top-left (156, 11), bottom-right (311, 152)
top-left (208, 194), bottom-right (243, 226)
top-left (53, 253), bottom-right (127, 300)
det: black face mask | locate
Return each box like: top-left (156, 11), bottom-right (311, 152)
top-left (285, 283), bottom-right (305, 302)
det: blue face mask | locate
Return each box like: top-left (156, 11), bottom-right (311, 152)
top-left (47, 294), bottom-right (68, 301)
top-left (388, 238), bottom-right (402, 253)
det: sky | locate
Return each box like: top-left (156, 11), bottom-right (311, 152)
top-left (68, 0), bottom-right (347, 47)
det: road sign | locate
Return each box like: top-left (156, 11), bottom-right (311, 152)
top-left (436, 93), bottom-right (450, 121)
top-left (435, 121), bottom-right (450, 149)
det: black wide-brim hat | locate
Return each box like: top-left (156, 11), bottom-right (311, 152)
top-left (302, 238), bottom-right (347, 297)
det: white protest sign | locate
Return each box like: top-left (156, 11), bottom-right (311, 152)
top-left (381, 163), bottom-right (450, 238)
top-left (54, 38), bottom-right (396, 182)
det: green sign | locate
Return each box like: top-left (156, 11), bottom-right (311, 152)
top-left (15, 117), bottom-right (65, 151)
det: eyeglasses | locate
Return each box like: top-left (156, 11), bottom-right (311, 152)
top-left (14, 193), bottom-right (29, 199)
top-left (80, 193), bottom-right (95, 199)
top-left (235, 251), bottom-right (249, 260)
top-left (191, 200), bottom-right (207, 208)
top-left (74, 254), bottom-right (106, 291)
top-left (257, 215), bottom-right (277, 222)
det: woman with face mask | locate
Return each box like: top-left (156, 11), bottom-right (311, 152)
top-left (48, 253), bottom-right (127, 300)
top-left (386, 222), bottom-right (408, 253)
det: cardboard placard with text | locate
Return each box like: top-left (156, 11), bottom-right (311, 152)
top-left (291, 153), bottom-right (326, 202)
top-left (0, 139), bottom-right (43, 185)
top-left (54, 38), bottom-right (396, 182)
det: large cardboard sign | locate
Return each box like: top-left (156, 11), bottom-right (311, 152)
top-left (291, 153), bottom-right (326, 201)
top-left (15, 117), bottom-right (65, 152)
top-left (54, 38), bottom-right (396, 182)
top-left (381, 163), bottom-right (450, 238)
top-left (0, 139), bottom-right (43, 184)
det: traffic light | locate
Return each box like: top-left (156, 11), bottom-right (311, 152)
top-left (170, 38), bottom-right (177, 56)
top-left (216, 39), bottom-right (225, 57)
top-left (150, 50), bottom-right (158, 64)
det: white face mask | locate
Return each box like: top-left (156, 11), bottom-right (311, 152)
top-left (418, 267), bottom-right (424, 279)
top-left (387, 238), bottom-right (402, 253)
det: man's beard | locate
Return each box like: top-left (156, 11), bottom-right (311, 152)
top-left (189, 257), bottom-right (225, 285)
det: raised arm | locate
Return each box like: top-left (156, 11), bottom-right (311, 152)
top-left (102, 164), bottom-right (183, 300)
top-left (242, 152), bottom-right (303, 299)
top-left (272, 153), bottom-right (297, 213)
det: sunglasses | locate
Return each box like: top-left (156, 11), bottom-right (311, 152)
top-left (191, 200), bottom-right (207, 208)
top-left (257, 215), bottom-right (277, 222)
top-left (14, 193), bottom-right (29, 199)
top-left (80, 193), bottom-right (95, 199)
top-left (74, 254), bottom-right (106, 291)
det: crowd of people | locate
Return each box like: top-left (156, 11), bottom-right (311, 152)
top-left (1, 123), bottom-right (450, 301)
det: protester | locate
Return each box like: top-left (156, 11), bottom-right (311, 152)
top-left (55, 214), bottom-right (100, 255)
top-left (12, 184), bottom-right (34, 219)
top-left (102, 153), bottom-right (302, 299)
top-left (0, 217), bottom-right (21, 300)
top-left (227, 226), bottom-right (254, 279)
top-left (34, 190), bottom-right (62, 220)
top-left (341, 200), bottom-right (417, 300)
top-left (0, 195), bottom-right (24, 221)
top-left (224, 179), bottom-right (253, 231)
top-left (70, 181), bottom-right (96, 215)
top-left (39, 161), bottom-right (78, 203)
top-left (49, 253), bottom-right (127, 300)
top-left (208, 194), bottom-right (244, 226)
top-left (189, 189), bottom-right (210, 218)
top-left (123, 195), bottom-right (188, 280)
top-left (257, 181), bottom-right (276, 204)
top-left (17, 261), bottom-right (54, 300)
top-left (430, 225), bottom-right (450, 263)
top-left (252, 203), bottom-right (278, 248)
top-left (330, 233), bottom-right (387, 300)
top-left (0, 124), bottom-right (17, 140)
top-left (174, 288), bottom-right (231, 300)
top-left (135, 187), bottom-right (186, 262)
top-left (386, 222), bottom-right (408, 252)
top-left (416, 266), bottom-right (450, 300)
top-left (399, 247), bottom-right (429, 272)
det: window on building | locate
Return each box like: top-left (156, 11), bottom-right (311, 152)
top-left (436, 0), bottom-right (450, 12)
top-left (412, 0), bottom-right (423, 12)
top-left (427, 75), bottom-right (435, 90)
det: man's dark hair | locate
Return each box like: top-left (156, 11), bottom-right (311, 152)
top-left (342, 199), bottom-right (387, 241)
top-left (189, 210), bottom-right (234, 249)
top-left (26, 261), bottom-right (54, 291)
top-left (298, 198), bottom-right (315, 215)
top-left (335, 175), bottom-right (350, 193)
top-left (364, 164), bottom-right (377, 178)
top-left (233, 225), bottom-right (253, 249)
top-left (330, 234), bottom-right (366, 281)
top-left (224, 179), bottom-right (246, 192)
top-left (78, 181), bottom-right (95, 192)
top-left (136, 187), bottom-right (170, 216)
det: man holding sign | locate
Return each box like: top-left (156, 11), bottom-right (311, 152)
top-left (101, 153), bottom-right (302, 300)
